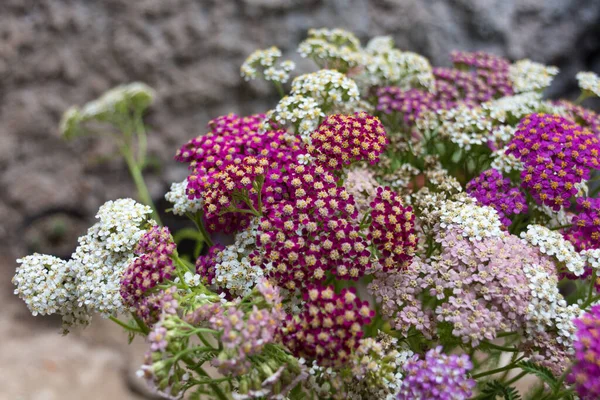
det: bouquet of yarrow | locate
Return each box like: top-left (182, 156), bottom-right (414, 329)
top-left (13, 28), bottom-right (600, 400)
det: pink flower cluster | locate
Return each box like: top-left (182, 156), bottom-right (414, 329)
top-left (307, 112), bottom-right (388, 169)
top-left (368, 186), bottom-right (417, 270)
top-left (507, 113), bottom-right (600, 210)
top-left (281, 285), bottom-right (374, 367)
top-left (376, 87), bottom-right (455, 125)
top-left (466, 169), bottom-right (528, 228)
top-left (121, 226), bottom-right (176, 307)
top-left (137, 286), bottom-right (178, 327)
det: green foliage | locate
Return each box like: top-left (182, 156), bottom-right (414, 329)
top-left (479, 380), bottom-right (522, 400)
top-left (517, 361), bottom-right (558, 389)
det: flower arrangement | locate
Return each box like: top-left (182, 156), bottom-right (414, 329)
top-left (13, 28), bottom-right (600, 399)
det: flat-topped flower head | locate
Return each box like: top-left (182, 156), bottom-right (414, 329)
top-left (506, 113), bottom-right (600, 209)
top-left (450, 50), bottom-right (513, 98)
top-left (553, 100), bottom-right (600, 136)
top-left (509, 59), bottom-right (559, 93)
top-left (368, 186), bottom-right (417, 270)
top-left (569, 305), bottom-right (600, 399)
top-left (241, 46), bottom-right (296, 84)
top-left (397, 347), bottom-right (475, 400)
top-left (307, 112), bottom-right (387, 170)
top-left (298, 28), bottom-right (362, 73)
top-left (376, 87), bottom-right (454, 126)
top-left (164, 179), bottom-right (203, 216)
top-left (466, 169), bottom-right (528, 228)
top-left (281, 285), bottom-right (374, 368)
top-left (577, 71), bottom-right (600, 98)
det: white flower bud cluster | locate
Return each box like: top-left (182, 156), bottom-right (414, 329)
top-left (491, 145), bottom-right (523, 173)
top-left (576, 71), bottom-right (600, 98)
top-left (580, 248), bottom-right (600, 270)
top-left (482, 92), bottom-right (544, 124)
top-left (297, 28), bottom-right (363, 71)
top-left (165, 180), bottom-right (203, 216)
top-left (81, 83), bottom-right (156, 121)
top-left (522, 262), bottom-right (581, 346)
top-left (13, 199), bottom-right (153, 332)
top-left (438, 198), bottom-right (504, 241)
top-left (520, 224), bottom-right (585, 276)
top-left (509, 59), bottom-right (559, 93)
top-left (240, 46), bottom-right (296, 84)
top-left (211, 218), bottom-right (268, 297)
top-left (364, 36), bottom-right (395, 55)
top-left (435, 106), bottom-right (493, 150)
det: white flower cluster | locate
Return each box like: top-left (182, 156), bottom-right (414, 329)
top-left (509, 59), bottom-right (559, 93)
top-left (165, 179), bottom-right (203, 216)
top-left (576, 71), bottom-right (600, 98)
top-left (482, 92), bottom-right (544, 124)
top-left (523, 262), bottom-right (581, 346)
top-left (491, 145), bottom-right (523, 173)
top-left (290, 69), bottom-right (360, 105)
top-left (263, 95), bottom-right (324, 141)
top-left (438, 198), bottom-right (504, 241)
top-left (240, 46), bottom-right (296, 84)
top-left (13, 254), bottom-right (75, 316)
top-left (520, 224), bottom-right (585, 276)
top-left (297, 28), bottom-right (363, 71)
top-left (433, 105), bottom-right (493, 150)
top-left (211, 218), bottom-right (268, 297)
top-left (363, 49), bottom-right (435, 90)
top-left (13, 199), bottom-right (153, 332)
top-left (580, 248), bottom-right (600, 270)
top-left (490, 125), bottom-right (516, 146)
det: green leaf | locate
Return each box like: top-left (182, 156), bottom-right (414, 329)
top-left (517, 361), bottom-right (557, 389)
top-left (479, 380), bottom-right (522, 400)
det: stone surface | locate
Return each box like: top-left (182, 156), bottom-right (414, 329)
top-left (1, 0), bottom-right (599, 398)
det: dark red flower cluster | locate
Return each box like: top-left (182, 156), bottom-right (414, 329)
top-left (506, 113), bottom-right (600, 209)
top-left (368, 186), bottom-right (417, 270)
top-left (252, 163), bottom-right (373, 291)
top-left (307, 112), bottom-right (388, 170)
top-left (281, 285), bottom-right (374, 367)
top-left (120, 226), bottom-right (176, 306)
top-left (466, 169), bottom-right (528, 228)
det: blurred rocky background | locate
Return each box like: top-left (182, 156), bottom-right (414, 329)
top-left (1, 0), bottom-right (599, 398)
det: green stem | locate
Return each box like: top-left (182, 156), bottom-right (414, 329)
top-left (192, 212), bottom-right (214, 247)
top-left (182, 356), bottom-right (228, 400)
top-left (134, 111), bottom-right (147, 167)
top-left (121, 146), bottom-right (162, 225)
top-left (109, 316), bottom-right (143, 333)
top-left (505, 371), bottom-right (527, 386)
top-left (132, 313), bottom-right (150, 335)
top-left (471, 356), bottom-right (525, 379)
top-left (482, 341), bottom-right (520, 352)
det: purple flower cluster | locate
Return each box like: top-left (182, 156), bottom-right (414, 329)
top-left (450, 50), bottom-right (513, 99)
top-left (175, 113), bottom-right (304, 233)
top-left (397, 346), bottom-right (475, 400)
top-left (368, 186), bottom-right (418, 270)
top-left (466, 169), bottom-right (528, 228)
top-left (307, 112), bottom-right (388, 169)
top-left (376, 87), bottom-right (454, 125)
top-left (507, 113), bottom-right (600, 210)
top-left (120, 226), bottom-right (176, 306)
top-left (553, 100), bottom-right (600, 136)
top-left (568, 197), bottom-right (600, 250)
top-left (569, 304), bottom-right (600, 400)
top-left (195, 244), bottom-right (225, 285)
top-left (281, 286), bottom-right (374, 368)
top-left (137, 286), bottom-right (179, 327)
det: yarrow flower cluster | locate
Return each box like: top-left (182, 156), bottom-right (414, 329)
top-left (19, 27), bottom-right (600, 400)
top-left (397, 347), bottom-right (475, 400)
top-left (466, 169), bottom-right (528, 227)
top-left (507, 113), bottom-right (600, 209)
top-left (307, 112), bottom-right (387, 169)
top-left (281, 286), bottom-right (374, 367)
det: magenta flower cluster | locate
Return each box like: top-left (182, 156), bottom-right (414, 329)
top-left (466, 169), bottom-right (528, 228)
top-left (121, 226), bottom-right (176, 307)
top-left (376, 87), bottom-right (455, 125)
top-left (368, 186), bottom-right (418, 270)
top-left (569, 304), bottom-right (600, 400)
top-left (569, 197), bottom-right (600, 250)
top-left (281, 285), bottom-right (374, 368)
top-left (397, 346), bottom-right (476, 400)
top-left (507, 113), bottom-right (600, 210)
